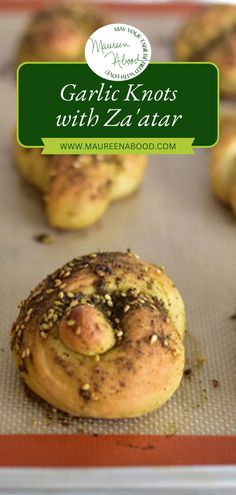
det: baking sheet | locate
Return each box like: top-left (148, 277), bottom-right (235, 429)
top-left (0, 9), bottom-right (236, 435)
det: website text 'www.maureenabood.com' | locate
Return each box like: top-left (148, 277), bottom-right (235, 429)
top-left (59, 141), bottom-right (177, 152)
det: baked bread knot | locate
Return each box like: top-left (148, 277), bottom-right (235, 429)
top-left (211, 114), bottom-right (236, 214)
top-left (176, 5), bottom-right (236, 96)
top-left (10, 251), bottom-right (186, 419)
top-left (15, 150), bottom-right (147, 229)
top-left (16, 2), bottom-right (109, 65)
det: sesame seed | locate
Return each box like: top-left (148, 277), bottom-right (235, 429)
top-left (150, 334), bottom-right (158, 344)
top-left (46, 288), bottom-right (54, 294)
top-left (107, 300), bottom-right (113, 308)
top-left (81, 383), bottom-right (90, 391)
top-left (60, 283), bottom-right (66, 289)
top-left (121, 292), bottom-right (126, 297)
top-left (124, 305), bottom-right (130, 313)
top-left (73, 160), bottom-right (81, 169)
top-left (67, 319), bottom-right (76, 326)
top-left (41, 323), bottom-right (49, 330)
top-left (64, 271), bottom-right (71, 277)
top-left (172, 349), bottom-right (180, 356)
top-left (21, 350), bottom-right (26, 359)
top-left (59, 291), bottom-right (64, 299)
top-left (54, 279), bottom-right (62, 287)
top-left (80, 156), bottom-right (91, 165)
top-left (24, 315), bottom-right (30, 322)
top-left (67, 292), bottom-right (74, 298)
top-left (94, 355), bottom-right (100, 362)
top-left (53, 314), bottom-right (58, 322)
top-left (27, 308), bottom-right (33, 315)
top-left (25, 348), bottom-right (30, 357)
top-left (90, 253), bottom-right (97, 258)
top-left (54, 300), bottom-right (63, 306)
top-left (116, 330), bottom-right (123, 337)
top-left (70, 300), bottom-right (78, 308)
top-left (115, 318), bottom-right (120, 324)
top-left (40, 331), bottom-right (47, 339)
top-left (163, 339), bottom-right (169, 347)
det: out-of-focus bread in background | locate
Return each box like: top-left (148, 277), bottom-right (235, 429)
top-left (211, 113), bottom-right (236, 215)
top-left (176, 4), bottom-right (236, 97)
top-left (16, 2), bottom-right (109, 65)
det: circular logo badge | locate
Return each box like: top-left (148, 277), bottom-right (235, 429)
top-left (85, 23), bottom-right (151, 81)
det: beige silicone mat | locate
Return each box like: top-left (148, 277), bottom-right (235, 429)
top-left (0, 9), bottom-right (236, 435)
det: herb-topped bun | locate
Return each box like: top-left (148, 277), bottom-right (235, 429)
top-left (16, 2), bottom-right (109, 65)
top-left (10, 251), bottom-right (186, 419)
top-left (176, 5), bottom-right (236, 96)
top-left (211, 113), bottom-right (236, 215)
top-left (15, 150), bottom-right (147, 230)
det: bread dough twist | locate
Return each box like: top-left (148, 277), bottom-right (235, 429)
top-left (11, 251), bottom-right (186, 418)
top-left (16, 2), bottom-right (109, 65)
top-left (211, 114), bottom-right (236, 214)
top-left (176, 5), bottom-right (236, 96)
top-left (15, 150), bottom-right (147, 229)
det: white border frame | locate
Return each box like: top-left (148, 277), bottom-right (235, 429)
top-left (0, 467), bottom-right (236, 493)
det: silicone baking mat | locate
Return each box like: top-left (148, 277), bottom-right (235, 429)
top-left (0, 3), bottom-right (235, 464)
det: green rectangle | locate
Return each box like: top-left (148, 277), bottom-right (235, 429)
top-left (17, 62), bottom-right (219, 149)
top-left (42, 137), bottom-right (194, 154)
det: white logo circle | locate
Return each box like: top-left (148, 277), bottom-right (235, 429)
top-left (85, 23), bottom-right (151, 81)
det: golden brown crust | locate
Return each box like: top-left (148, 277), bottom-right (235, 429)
top-left (176, 5), bottom-right (236, 96)
top-left (46, 155), bottom-right (114, 229)
top-left (10, 251), bottom-right (186, 419)
top-left (210, 113), bottom-right (236, 214)
top-left (16, 2), bottom-right (109, 65)
top-left (15, 148), bottom-right (147, 230)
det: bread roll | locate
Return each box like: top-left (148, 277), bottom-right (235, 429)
top-left (15, 149), bottom-right (147, 229)
top-left (176, 5), bottom-right (236, 96)
top-left (211, 113), bottom-right (236, 214)
top-left (11, 251), bottom-right (186, 418)
top-left (16, 2), bottom-right (109, 65)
